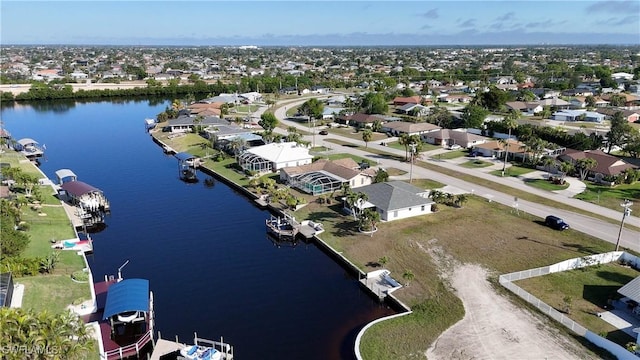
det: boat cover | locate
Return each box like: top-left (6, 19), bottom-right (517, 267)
top-left (17, 138), bottom-right (38, 146)
top-left (175, 152), bottom-right (196, 161)
top-left (103, 278), bottom-right (149, 319)
top-left (60, 181), bottom-right (101, 196)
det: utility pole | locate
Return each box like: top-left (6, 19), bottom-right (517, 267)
top-left (409, 143), bottom-right (417, 183)
top-left (615, 199), bottom-right (633, 251)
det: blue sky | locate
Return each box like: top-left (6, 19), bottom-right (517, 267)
top-left (2, 1), bottom-right (639, 45)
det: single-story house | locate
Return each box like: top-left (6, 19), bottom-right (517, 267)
top-left (439, 94), bottom-right (472, 104)
top-left (393, 96), bottom-right (422, 106)
top-left (321, 107), bottom-right (345, 120)
top-left (471, 139), bottom-right (527, 160)
top-left (601, 93), bottom-right (640, 107)
top-left (538, 98), bottom-right (571, 109)
top-left (165, 115), bottom-right (229, 133)
top-left (552, 110), bottom-right (605, 123)
top-left (382, 122), bottom-right (441, 137)
top-left (396, 103), bottom-right (430, 116)
top-left (424, 129), bottom-right (490, 148)
top-left (188, 102), bottom-right (223, 117)
top-left (595, 108), bottom-right (640, 123)
top-left (280, 158), bottom-right (374, 195)
top-left (505, 101), bottom-right (543, 115)
top-left (203, 124), bottom-right (262, 143)
top-left (337, 113), bottom-right (386, 128)
top-left (237, 142), bottom-right (313, 174)
top-left (557, 149), bottom-right (637, 177)
top-left (347, 181), bottom-right (434, 222)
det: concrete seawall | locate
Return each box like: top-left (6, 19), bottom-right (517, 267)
top-left (150, 133), bottom-right (412, 356)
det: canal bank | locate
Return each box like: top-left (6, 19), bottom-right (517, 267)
top-left (150, 130), bottom-right (412, 355)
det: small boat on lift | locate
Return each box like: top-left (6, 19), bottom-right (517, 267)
top-left (144, 118), bottom-right (157, 130)
top-left (15, 138), bottom-right (45, 161)
top-left (55, 169), bottom-right (110, 229)
top-left (266, 213), bottom-right (299, 238)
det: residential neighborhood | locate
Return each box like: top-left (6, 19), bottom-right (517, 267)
top-left (3, 43), bottom-right (640, 360)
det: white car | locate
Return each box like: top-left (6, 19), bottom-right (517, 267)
top-left (448, 144), bottom-right (461, 150)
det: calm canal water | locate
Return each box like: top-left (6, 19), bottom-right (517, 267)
top-left (1, 99), bottom-right (395, 360)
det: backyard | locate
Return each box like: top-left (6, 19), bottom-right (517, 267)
top-left (515, 262), bottom-right (640, 346)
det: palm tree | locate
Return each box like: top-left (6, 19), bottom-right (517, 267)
top-left (378, 256), bottom-right (389, 267)
top-left (575, 158), bottom-right (598, 180)
top-left (542, 157), bottom-right (556, 179)
top-left (362, 129), bottom-right (373, 148)
top-left (455, 193), bottom-right (469, 208)
top-left (402, 270), bottom-right (415, 286)
top-left (501, 110), bottom-right (520, 177)
top-left (559, 161), bottom-right (574, 183)
top-left (346, 192), bottom-right (368, 221)
top-left (399, 133), bottom-right (412, 161)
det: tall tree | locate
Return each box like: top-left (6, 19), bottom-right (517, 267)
top-left (461, 104), bottom-right (489, 129)
top-left (360, 92), bottom-right (388, 114)
top-left (500, 110), bottom-right (520, 176)
top-left (258, 112), bottom-right (278, 134)
top-left (575, 158), bottom-right (597, 180)
top-left (607, 111), bottom-right (632, 153)
top-left (362, 129), bottom-right (373, 148)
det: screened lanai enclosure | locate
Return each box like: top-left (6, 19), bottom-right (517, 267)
top-left (237, 152), bottom-right (272, 173)
top-left (290, 171), bottom-right (344, 195)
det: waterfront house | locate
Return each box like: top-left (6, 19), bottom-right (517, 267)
top-left (280, 158), bottom-right (374, 195)
top-left (237, 142), bottom-right (313, 174)
top-left (346, 181), bottom-right (434, 222)
top-left (165, 115), bottom-right (228, 133)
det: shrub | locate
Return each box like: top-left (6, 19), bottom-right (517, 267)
top-left (71, 270), bottom-right (89, 282)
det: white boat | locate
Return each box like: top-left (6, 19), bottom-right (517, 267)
top-left (144, 118), bottom-right (156, 130)
top-left (180, 345), bottom-right (223, 360)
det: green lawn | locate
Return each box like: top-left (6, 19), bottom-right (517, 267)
top-left (460, 159), bottom-right (493, 168)
top-left (434, 149), bottom-right (468, 160)
top-left (407, 178), bottom-right (444, 189)
top-left (576, 183), bottom-right (640, 214)
top-left (19, 274), bottom-right (92, 313)
top-left (327, 153), bottom-right (373, 165)
top-left (490, 164), bottom-right (536, 177)
top-left (327, 127), bottom-right (388, 142)
top-left (3, 155), bottom-right (90, 314)
top-left (525, 178), bottom-right (570, 192)
top-left (516, 262), bottom-right (638, 346)
top-left (386, 167), bottom-right (407, 176)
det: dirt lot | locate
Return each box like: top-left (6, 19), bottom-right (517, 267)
top-left (426, 263), bottom-right (599, 360)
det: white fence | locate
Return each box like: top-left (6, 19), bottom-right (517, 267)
top-left (500, 251), bottom-right (640, 358)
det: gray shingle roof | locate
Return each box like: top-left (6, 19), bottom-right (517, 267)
top-left (618, 276), bottom-right (640, 303)
top-left (356, 181), bottom-right (432, 212)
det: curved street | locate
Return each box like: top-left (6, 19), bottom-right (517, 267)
top-left (258, 96), bottom-right (640, 253)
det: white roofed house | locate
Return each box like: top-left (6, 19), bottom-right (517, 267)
top-left (237, 142), bottom-right (313, 174)
top-left (346, 181), bottom-right (434, 222)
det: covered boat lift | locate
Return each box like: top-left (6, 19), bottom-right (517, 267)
top-left (175, 152), bottom-right (199, 182)
top-left (15, 138), bottom-right (45, 159)
top-left (55, 168), bottom-right (78, 185)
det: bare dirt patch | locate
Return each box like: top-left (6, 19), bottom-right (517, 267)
top-left (425, 258), bottom-right (598, 360)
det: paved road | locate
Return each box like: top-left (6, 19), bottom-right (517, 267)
top-left (270, 97), bottom-right (640, 253)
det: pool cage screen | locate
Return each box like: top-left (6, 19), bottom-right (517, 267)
top-left (292, 171), bottom-right (344, 195)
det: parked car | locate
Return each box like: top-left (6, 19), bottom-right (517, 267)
top-left (448, 144), bottom-right (461, 150)
top-left (545, 215), bottom-right (569, 230)
top-left (319, 130), bottom-right (328, 135)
